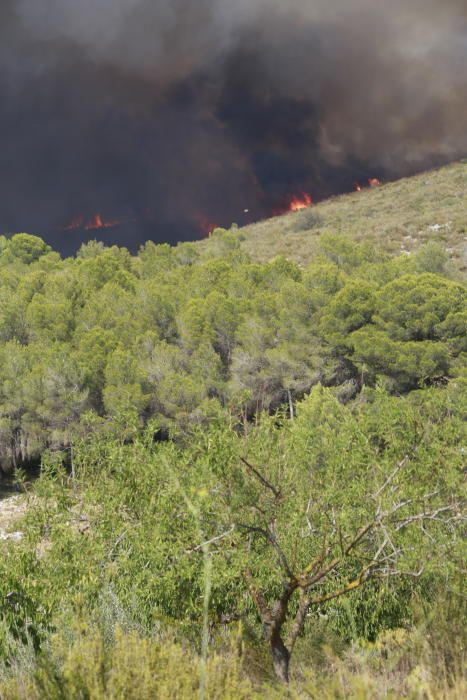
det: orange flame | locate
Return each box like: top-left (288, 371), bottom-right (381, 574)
top-left (355, 182), bottom-right (363, 192)
top-left (84, 213), bottom-right (120, 230)
top-left (273, 192), bottom-right (313, 216)
top-left (288, 193), bottom-right (313, 211)
top-left (368, 178), bottom-right (381, 188)
top-left (62, 213), bottom-right (134, 231)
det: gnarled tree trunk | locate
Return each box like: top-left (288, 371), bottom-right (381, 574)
top-left (269, 629), bottom-right (291, 683)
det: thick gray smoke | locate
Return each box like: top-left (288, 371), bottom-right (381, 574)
top-left (1, 1), bottom-right (466, 252)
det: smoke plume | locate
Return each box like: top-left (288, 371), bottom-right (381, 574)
top-left (1, 1), bottom-right (466, 253)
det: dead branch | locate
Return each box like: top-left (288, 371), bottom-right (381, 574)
top-left (238, 524), bottom-right (295, 580)
top-left (373, 431), bottom-right (429, 504)
top-left (240, 457), bottom-right (282, 499)
top-left (302, 519), bottom-right (377, 587)
top-left (393, 505), bottom-right (459, 530)
top-left (185, 525), bottom-right (235, 553)
top-left (373, 453), bottom-right (411, 500)
top-left (372, 566), bottom-right (425, 579)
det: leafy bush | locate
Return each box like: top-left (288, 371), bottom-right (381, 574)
top-left (1, 625), bottom-right (254, 700)
top-left (292, 208), bottom-right (323, 232)
top-left (0, 230), bottom-right (463, 471)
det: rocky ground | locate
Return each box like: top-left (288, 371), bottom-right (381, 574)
top-left (0, 490), bottom-right (27, 542)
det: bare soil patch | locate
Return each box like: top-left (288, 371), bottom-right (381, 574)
top-left (0, 493), bottom-right (27, 542)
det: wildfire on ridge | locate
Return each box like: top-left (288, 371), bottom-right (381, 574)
top-left (355, 178), bottom-right (382, 193)
top-left (62, 213), bottom-right (130, 231)
top-left (61, 178), bottom-right (381, 240)
top-left (85, 213), bottom-right (120, 230)
top-left (288, 193), bottom-right (313, 211)
top-left (273, 192), bottom-right (313, 216)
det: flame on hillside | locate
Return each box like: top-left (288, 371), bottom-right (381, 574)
top-left (355, 178), bottom-right (382, 193)
top-left (62, 213), bottom-right (134, 231)
top-left (85, 214), bottom-right (120, 230)
top-left (59, 178), bottom-right (381, 241)
top-left (273, 192), bottom-right (313, 216)
top-left (288, 193), bottom-right (313, 211)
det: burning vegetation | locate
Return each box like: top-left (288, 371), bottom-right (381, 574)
top-left (273, 192), bottom-right (313, 217)
top-left (1, 1), bottom-right (466, 253)
top-left (61, 181), bottom-right (385, 237)
top-left (287, 193), bottom-right (313, 211)
top-left (62, 214), bottom-right (135, 232)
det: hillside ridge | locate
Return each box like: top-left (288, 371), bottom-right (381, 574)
top-left (226, 160), bottom-right (467, 272)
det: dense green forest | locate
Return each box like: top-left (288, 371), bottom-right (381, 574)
top-left (0, 210), bottom-right (466, 698)
top-left (0, 229), bottom-right (465, 473)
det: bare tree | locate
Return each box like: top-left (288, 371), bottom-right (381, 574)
top-left (235, 455), bottom-right (463, 683)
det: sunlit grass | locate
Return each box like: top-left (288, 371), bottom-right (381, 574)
top-left (230, 160), bottom-right (466, 274)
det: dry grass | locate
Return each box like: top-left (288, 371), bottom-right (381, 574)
top-left (228, 160), bottom-right (467, 272)
top-left (2, 624), bottom-right (465, 700)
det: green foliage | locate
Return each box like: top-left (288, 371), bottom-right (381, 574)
top-left (317, 232), bottom-right (387, 272)
top-left (0, 231), bottom-right (463, 471)
top-left (0, 625), bottom-right (254, 699)
top-left (0, 167), bottom-right (465, 694)
top-left (320, 279), bottom-right (378, 347)
top-left (321, 273), bottom-right (466, 389)
top-left (103, 348), bottom-right (149, 418)
top-left (374, 273), bottom-right (465, 342)
top-left (3, 234), bottom-right (51, 265)
top-left (0, 382), bottom-right (464, 689)
top-left (291, 207), bottom-right (323, 232)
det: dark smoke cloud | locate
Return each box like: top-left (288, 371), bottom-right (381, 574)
top-left (1, 1), bottom-right (466, 254)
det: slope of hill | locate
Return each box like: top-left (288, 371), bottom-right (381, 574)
top-left (231, 160), bottom-right (467, 271)
top-left (0, 163), bottom-right (465, 698)
top-left (0, 162), bottom-right (465, 474)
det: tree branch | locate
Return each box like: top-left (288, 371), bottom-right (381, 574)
top-left (185, 525), bottom-right (235, 553)
top-left (393, 505), bottom-right (460, 530)
top-left (240, 457), bottom-right (282, 499)
top-left (373, 431), bottom-right (429, 504)
top-left (287, 590), bottom-right (311, 653)
top-left (302, 519), bottom-right (377, 587)
top-left (373, 453), bottom-right (411, 500)
top-left (308, 564), bottom-right (373, 606)
top-left (238, 524), bottom-right (295, 581)
top-left (244, 569), bottom-right (272, 622)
